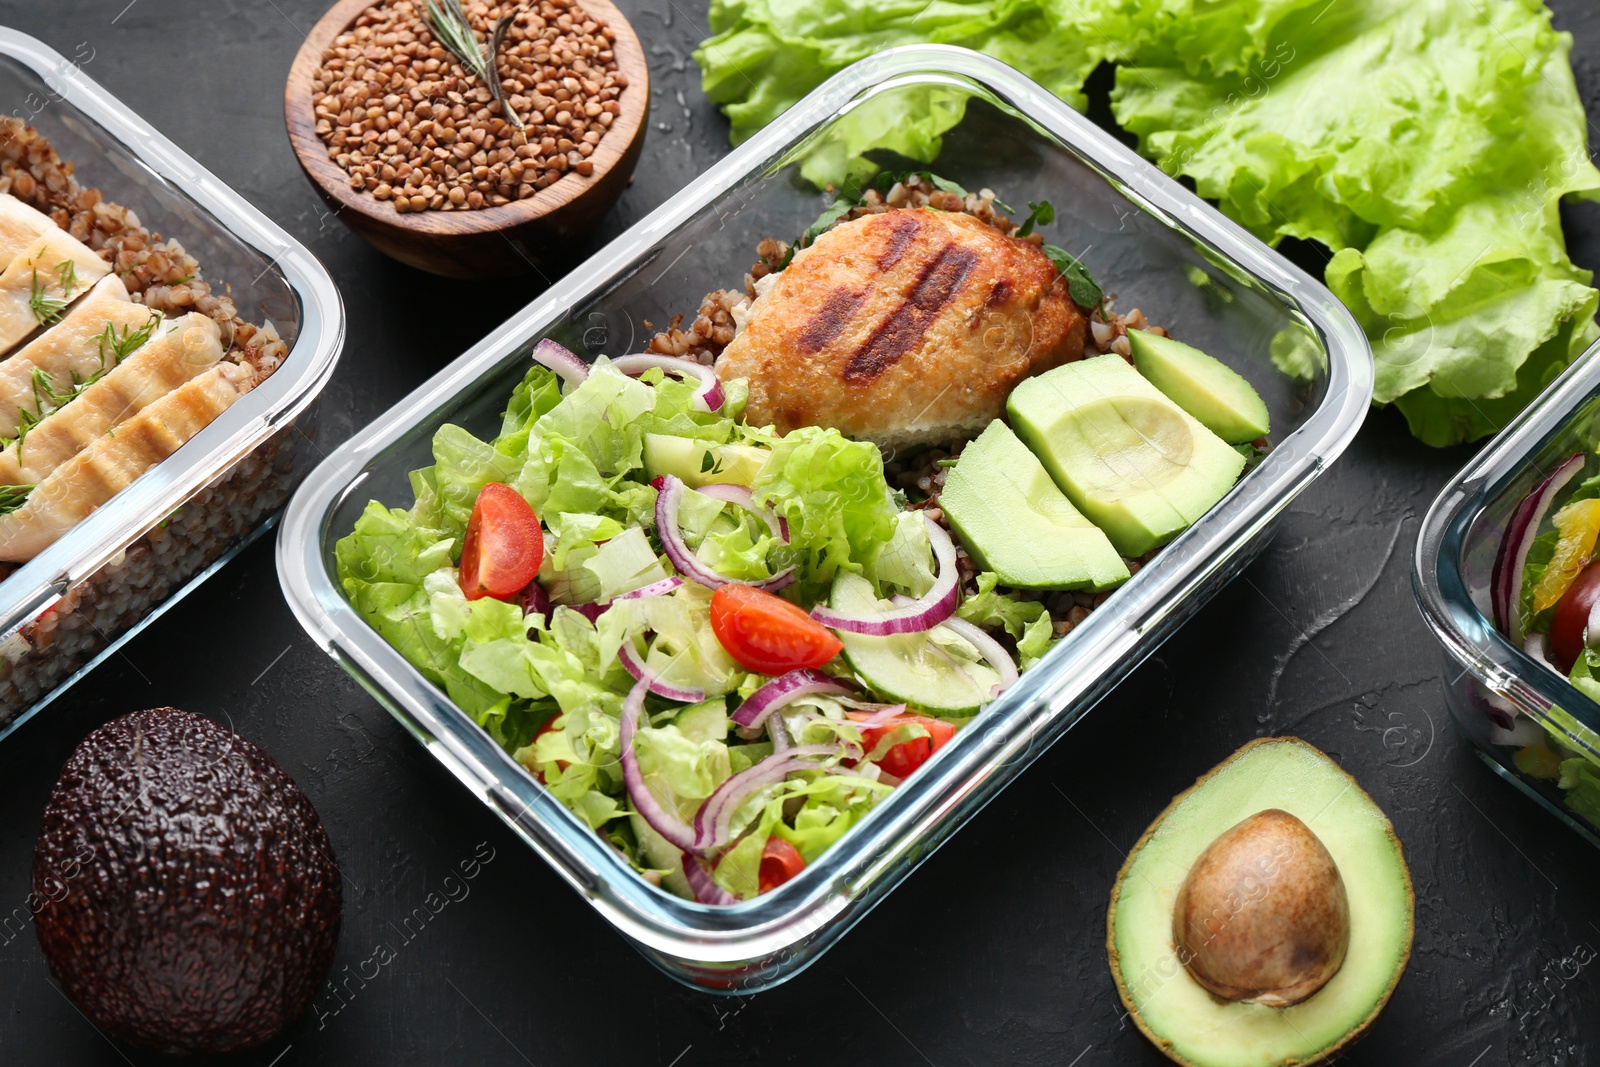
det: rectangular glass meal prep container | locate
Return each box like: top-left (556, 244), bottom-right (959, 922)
top-left (278, 45), bottom-right (1373, 992)
top-left (1415, 338), bottom-right (1600, 849)
top-left (0, 30), bottom-right (343, 741)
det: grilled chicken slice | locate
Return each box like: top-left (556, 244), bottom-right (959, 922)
top-left (0, 312), bottom-right (222, 485)
top-left (0, 228), bottom-right (112, 357)
top-left (0, 194), bottom-right (54, 263)
top-left (0, 275), bottom-right (155, 438)
top-left (0, 362), bottom-right (251, 561)
top-left (715, 209), bottom-right (1088, 451)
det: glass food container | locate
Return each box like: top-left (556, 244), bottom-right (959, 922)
top-left (277, 45), bottom-right (1373, 992)
top-left (1415, 338), bottom-right (1600, 849)
top-left (0, 30), bottom-right (344, 741)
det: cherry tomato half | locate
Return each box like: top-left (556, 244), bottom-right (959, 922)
top-left (709, 584), bottom-right (843, 675)
top-left (459, 483), bottom-right (545, 601)
top-left (853, 713), bottom-right (958, 780)
top-left (1551, 559), bottom-right (1600, 673)
top-left (757, 836), bottom-right (806, 894)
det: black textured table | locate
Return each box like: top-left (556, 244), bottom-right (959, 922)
top-left (2, 3), bottom-right (1598, 1065)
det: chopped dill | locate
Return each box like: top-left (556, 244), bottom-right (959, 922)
top-left (0, 483), bottom-right (34, 516)
top-left (27, 270), bottom-right (67, 326)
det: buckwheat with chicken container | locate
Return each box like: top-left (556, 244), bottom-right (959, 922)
top-left (0, 30), bottom-right (343, 739)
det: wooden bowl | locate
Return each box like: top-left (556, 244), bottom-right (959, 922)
top-left (285, 0), bottom-right (648, 279)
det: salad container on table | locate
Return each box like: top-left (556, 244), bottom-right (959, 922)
top-left (277, 44), bottom-right (1373, 992)
top-left (0, 30), bottom-right (344, 742)
top-left (1415, 338), bottom-right (1600, 848)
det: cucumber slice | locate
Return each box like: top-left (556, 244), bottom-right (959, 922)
top-left (642, 433), bottom-right (770, 488)
top-left (629, 812), bottom-right (691, 898)
top-left (830, 572), bottom-right (998, 715)
top-left (673, 697), bottom-right (728, 743)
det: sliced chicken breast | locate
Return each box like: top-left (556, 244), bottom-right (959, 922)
top-left (0, 194), bottom-right (55, 263)
top-left (0, 362), bottom-right (251, 561)
top-left (0, 311), bottom-right (223, 484)
top-left (714, 208), bottom-right (1088, 451)
top-left (0, 275), bottom-right (153, 438)
top-left (0, 227), bottom-right (112, 357)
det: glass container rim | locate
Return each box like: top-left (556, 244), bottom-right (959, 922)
top-left (278, 44), bottom-right (1374, 965)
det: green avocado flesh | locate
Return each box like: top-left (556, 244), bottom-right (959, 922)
top-left (1128, 330), bottom-right (1270, 445)
top-left (1109, 738), bottom-right (1413, 1067)
top-left (830, 572), bottom-right (997, 715)
top-left (940, 421), bottom-right (1129, 591)
top-left (1007, 354), bottom-right (1245, 557)
top-left (642, 432), bottom-right (769, 487)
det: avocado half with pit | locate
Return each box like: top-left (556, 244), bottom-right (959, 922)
top-left (1108, 737), bottom-right (1413, 1067)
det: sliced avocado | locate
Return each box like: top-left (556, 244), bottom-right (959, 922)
top-left (940, 421), bottom-right (1129, 591)
top-left (642, 433), bottom-right (769, 488)
top-left (1007, 354), bottom-right (1245, 557)
top-left (830, 572), bottom-right (998, 715)
top-left (1128, 329), bottom-right (1270, 444)
top-left (1108, 738), bottom-right (1413, 1067)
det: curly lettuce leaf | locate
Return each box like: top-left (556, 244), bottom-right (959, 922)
top-left (1109, 0), bottom-right (1600, 443)
top-left (752, 425), bottom-right (899, 602)
top-left (696, 0), bottom-right (1109, 187)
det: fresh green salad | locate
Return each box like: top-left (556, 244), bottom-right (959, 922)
top-left (337, 276), bottom-right (1269, 904)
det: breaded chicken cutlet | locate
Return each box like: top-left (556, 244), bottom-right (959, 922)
top-left (714, 207), bottom-right (1088, 451)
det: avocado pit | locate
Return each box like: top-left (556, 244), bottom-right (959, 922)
top-left (1172, 807), bottom-right (1350, 1008)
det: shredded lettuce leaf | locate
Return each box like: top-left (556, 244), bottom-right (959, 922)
top-left (337, 350), bottom-right (1082, 901)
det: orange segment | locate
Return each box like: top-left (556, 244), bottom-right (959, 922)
top-left (1531, 497), bottom-right (1600, 613)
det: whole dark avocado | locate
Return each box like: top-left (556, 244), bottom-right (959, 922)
top-left (32, 708), bottom-right (341, 1056)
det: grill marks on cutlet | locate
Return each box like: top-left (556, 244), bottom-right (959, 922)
top-left (876, 212), bottom-right (922, 271)
top-left (842, 241), bottom-right (979, 384)
top-left (797, 214), bottom-right (922, 354)
top-left (797, 287), bottom-right (867, 354)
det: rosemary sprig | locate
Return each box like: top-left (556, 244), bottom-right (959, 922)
top-left (57, 259), bottom-right (78, 300)
top-left (11, 367), bottom-right (68, 457)
top-left (422, 0), bottom-right (525, 130)
top-left (98, 310), bottom-right (163, 369)
top-left (487, 15), bottom-right (524, 131)
top-left (1, 311), bottom-right (157, 459)
top-left (0, 484), bottom-right (34, 517)
top-left (27, 269), bottom-right (67, 327)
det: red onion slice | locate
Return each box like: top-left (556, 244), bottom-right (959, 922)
top-left (611, 353), bottom-right (725, 412)
top-left (681, 853), bottom-right (736, 905)
top-left (569, 603), bottom-right (607, 623)
top-left (531, 338), bottom-right (589, 388)
top-left (810, 515), bottom-right (958, 635)
top-left (693, 483), bottom-right (787, 542)
top-left (730, 668), bottom-right (857, 728)
top-left (618, 638), bottom-right (706, 703)
top-left (569, 577), bottom-right (685, 623)
top-left (1494, 453), bottom-right (1584, 641)
top-left (843, 702), bottom-right (912, 728)
top-left (938, 615), bottom-right (1020, 700)
top-left (619, 674), bottom-right (698, 852)
top-left (615, 576), bottom-right (685, 601)
top-left (691, 745), bottom-right (837, 853)
top-left (767, 714), bottom-right (790, 752)
top-left (654, 475), bottom-right (796, 592)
